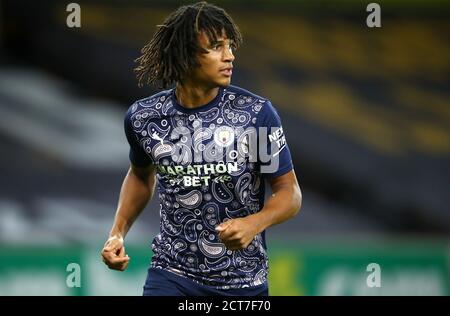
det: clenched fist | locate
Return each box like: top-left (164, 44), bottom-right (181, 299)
top-left (216, 216), bottom-right (260, 251)
top-left (101, 235), bottom-right (130, 271)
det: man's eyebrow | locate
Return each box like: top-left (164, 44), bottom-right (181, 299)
top-left (209, 39), bottom-right (233, 45)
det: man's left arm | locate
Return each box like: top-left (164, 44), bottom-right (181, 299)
top-left (217, 170), bottom-right (302, 250)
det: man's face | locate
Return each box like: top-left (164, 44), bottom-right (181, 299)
top-left (190, 30), bottom-right (235, 88)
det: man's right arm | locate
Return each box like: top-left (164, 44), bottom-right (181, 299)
top-left (110, 163), bottom-right (157, 238)
top-left (101, 163), bottom-right (157, 271)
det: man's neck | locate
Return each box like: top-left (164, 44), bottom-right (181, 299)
top-left (175, 83), bottom-right (219, 109)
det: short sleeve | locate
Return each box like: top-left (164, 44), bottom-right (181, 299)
top-left (124, 106), bottom-right (153, 167)
top-left (256, 101), bottom-right (293, 178)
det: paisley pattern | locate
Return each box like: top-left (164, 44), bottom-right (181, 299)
top-left (205, 256), bottom-right (231, 271)
top-left (202, 202), bottom-right (221, 231)
top-left (175, 190), bottom-right (203, 209)
top-left (211, 180), bottom-right (234, 204)
top-left (124, 86), bottom-right (292, 289)
top-left (196, 107), bottom-right (220, 122)
top-left (225, 206), bottom-right (249, 219)
top-left (222, 100), bottom-right (252, 128)
top-left (198, 231), bottom-right (227, 258)
top-left (173, 208), bottom-right (195, 224)
top-left (203, 140), bottom-right (225, 162)
top-left (234, 173), bottom-right (252, 205)
top-left (184, 218), bottom-right (201, 243)
top-left (152, 142), bottom-right (174, 161)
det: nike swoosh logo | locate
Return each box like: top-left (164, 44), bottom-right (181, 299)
top-left (272, 145), bottom-right (286, 157)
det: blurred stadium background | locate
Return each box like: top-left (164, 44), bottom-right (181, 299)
top-left (0, 0), bottom-right (449, 295)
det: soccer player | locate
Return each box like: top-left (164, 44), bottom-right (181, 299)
top-left (101, 1), bottom-right (302, 296)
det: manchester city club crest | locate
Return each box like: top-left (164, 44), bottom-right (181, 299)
top-left (213, 126), bottom-right (235, 147)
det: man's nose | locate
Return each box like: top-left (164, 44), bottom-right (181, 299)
top-left (223, 47), bottom-right (235, 62)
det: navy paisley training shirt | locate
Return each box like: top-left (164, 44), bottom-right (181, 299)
top-left (124, 85), bottom-right (293, 289)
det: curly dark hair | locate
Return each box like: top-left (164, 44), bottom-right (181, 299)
top-left (134, 1), bottom-right (243, 89)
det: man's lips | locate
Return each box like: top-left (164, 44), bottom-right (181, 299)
top-left (220, 67), bottom-right (233, 76)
